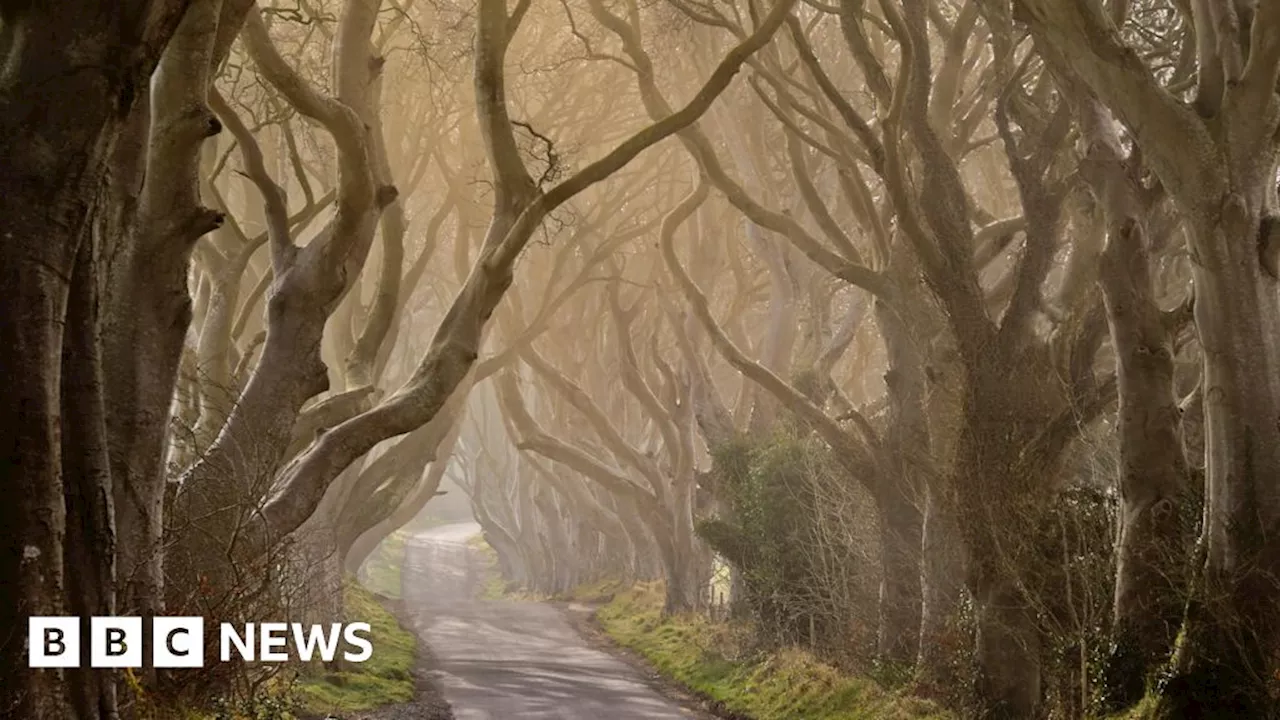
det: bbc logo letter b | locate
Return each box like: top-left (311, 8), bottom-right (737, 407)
top-left (154, 617), bottom-right (204, 668)
top-left (91, 617), bottom-right (142, 668)
top-left (29, 617), bottom-right (79, 668)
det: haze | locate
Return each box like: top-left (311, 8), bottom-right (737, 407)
top-left (2, 1), bottom-right (1277, 719)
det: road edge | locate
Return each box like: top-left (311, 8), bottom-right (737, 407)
top-left (348, 592), bottom-right (456, 720)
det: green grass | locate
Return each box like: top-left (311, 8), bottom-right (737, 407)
top-left (466, 533), bottom-right (552, 601)
top-left (562, 576), bottom-right (625, 602)
top-left (466, 534), bottom-right (509, 600)
top-left (595, 581), bottom-right (953, 720)
top-left (466, 532), bottom-right (496, 558)
top-left (294, 581), bottom-right (416, 716)
top-left (360, 530), bottom-right (408, 599)
top-left (1103, 695), bottom-right (1158, 719)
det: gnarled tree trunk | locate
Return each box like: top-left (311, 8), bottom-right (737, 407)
top-left (1015, 3), bottom-right (1280, 712)
top-left (103, 0), bottom-right (231, 622)
top-left (1080, 96), bottom-right (1194, 709)
top-left (61, 228), bottom-right (119, 719)
top-left (0, 1), bottom-right (187, 715)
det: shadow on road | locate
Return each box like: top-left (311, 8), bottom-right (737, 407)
top-left (400, 522), bottom-right (705, 720)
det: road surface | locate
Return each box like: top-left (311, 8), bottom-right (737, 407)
top-left (401, 522), bottom-right (703, 719)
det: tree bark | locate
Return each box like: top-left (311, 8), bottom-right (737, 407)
top-left (873, 252), bottom-right (929, 667)
top-left (0, 1), bottom-right (187, 714)
top-left (345, 63), bottom-right (406, 388)
top-left (874, 465), bottom-right (923, 665)
top-left (956, 423), bottom-right (1047, 720)
top-left (103, 0), bottom-right (234, 623)
top-left (0, 167), bottom-right (78, 720)
top-left (1158, 206), bottom-right (1280, 716)
top-left (916, 477), bottom-right (966, 692)
top-left (343, 420), bottom-right (463, 574)
top-left (1013, 3), bottom-right (1280, 711)
top-left (169, 2), bottom-right (385, 603)
top-left (61, 230), bottom-right (119, 719)
top-left (1082, 98), bottom-right (1194, 709)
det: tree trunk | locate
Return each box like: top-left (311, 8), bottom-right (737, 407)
top-left (1154, 207), bottom-right (1280, 718)
top-left (472, 484), bottom-right (527, 587)
top-left (1061, 91), bottom-right (1198, 708)
top-left (874, 285), bottom-right (927, 666)
top-left (911, 292), bottom-right (967, 693)
top-left (0, 2), bottom-right (186, 713)
top-left (513, 471), bottom-right (551, 592)
top-left (875, 472), bottom-right (923, 665)
top-left (655, 529), bottom-right (698, 616)
top-left (168, 1), bottom-right (384, 603)
top-left (1012, 4), bottom-right (1280, 712)
top-left (532, 488), bottom-right (576, 594)
top-left (104, 0), bottom-right (227, 621)
top-left (0, 203), bottom-right (77, 720)
top-left (952, 377), bottom-right (1059, 720)
top-left (485, 527), bottom-right (527, 589)
top-left (345, 65), bottom-right (406, 389)
top-left (61, 231), bottom-right (119, 719)
top-left (916, 480), bottom-right (966, 693)
top-left (972, 571), bottom-right (1043, 720)
top-left (961, 446), bottom-right (1046, 720)
top-left (1097, 219), bottom-right (1193, 708)
top-left (344, 445), bottom-right (459, 574)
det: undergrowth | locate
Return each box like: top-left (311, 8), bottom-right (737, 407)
top-left (595, 581), bottom-right (952, 720)
top-left (293, 581), bottom-right (416, 716)
top-left (360, 531), bottom-right (408, 599)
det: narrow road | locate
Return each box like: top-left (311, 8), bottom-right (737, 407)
top-left (401, 523), bottom-right (703, 720)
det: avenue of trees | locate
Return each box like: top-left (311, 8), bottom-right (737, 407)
top-left (2, 0), bottom-right (1278, 719)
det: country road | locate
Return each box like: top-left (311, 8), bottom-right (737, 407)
top-left (400, 522), bottom-right (705, 720)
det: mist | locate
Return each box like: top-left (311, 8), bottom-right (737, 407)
top-left (2, 1), bottom-right (1278, 719)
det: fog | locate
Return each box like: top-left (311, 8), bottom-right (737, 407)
top-left (2, 1), bottom-right (1278, 718)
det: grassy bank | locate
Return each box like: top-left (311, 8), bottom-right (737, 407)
top-left (595, 582), bottom-right (952, 720)
top-left (183, 580), bottom-right (417, 719)
top-left (461, 541), bottom-right (952, 719)
top-left (1108, 696), bottom-right (1157, 719)
top-left (360, 530), bottom-right (409, 599)
top-left (294, 581), bottom-right (417, 716)
top-left (292, 531), bottom-right (417, 714)
top-left (467, 533), bottom-right (549, 601)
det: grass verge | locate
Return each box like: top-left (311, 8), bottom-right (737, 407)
top-left (467, 533), bottom-right (549, 601)
top-left (595, 581), bottom-right (952, 720)
top-left (466, 535), bottom-right (506, 600)
top-left (293, 581), bottom-right (417, 716)
top-left (1101, 694), bottom-right (1162, 720)
top-left (360, 531), bottom-right (408, 599)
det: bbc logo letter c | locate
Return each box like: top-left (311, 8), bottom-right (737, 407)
top-left (154, 617), bottom-right (204, 668)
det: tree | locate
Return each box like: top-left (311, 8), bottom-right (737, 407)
top-left (243, 0), bottom-right (799, 555)
top-left (1074, 86), bottom-right (1197, 709)
top-left (0, 1), bottom-right (195, 716)
top-left (1011, 0), bottom-right (1280, 713)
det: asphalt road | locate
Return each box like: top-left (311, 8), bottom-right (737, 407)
top-left (401, 522), bottom-right (702, 720)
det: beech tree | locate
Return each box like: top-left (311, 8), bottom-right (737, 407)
top-left (243, 0), bottom-right (799, 552)
top-left (0, 2), bottom-right (198, 716)
top-left (1009, 0), bottom-right (1280, 713)
top-left (11, 1), bottom-right (1280, 718)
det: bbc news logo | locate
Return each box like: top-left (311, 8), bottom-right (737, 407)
top-left (28, 617), bottom-right (373, 668)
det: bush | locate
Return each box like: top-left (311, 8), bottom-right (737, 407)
top-left (698, 434), bottom-right (878, 659)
